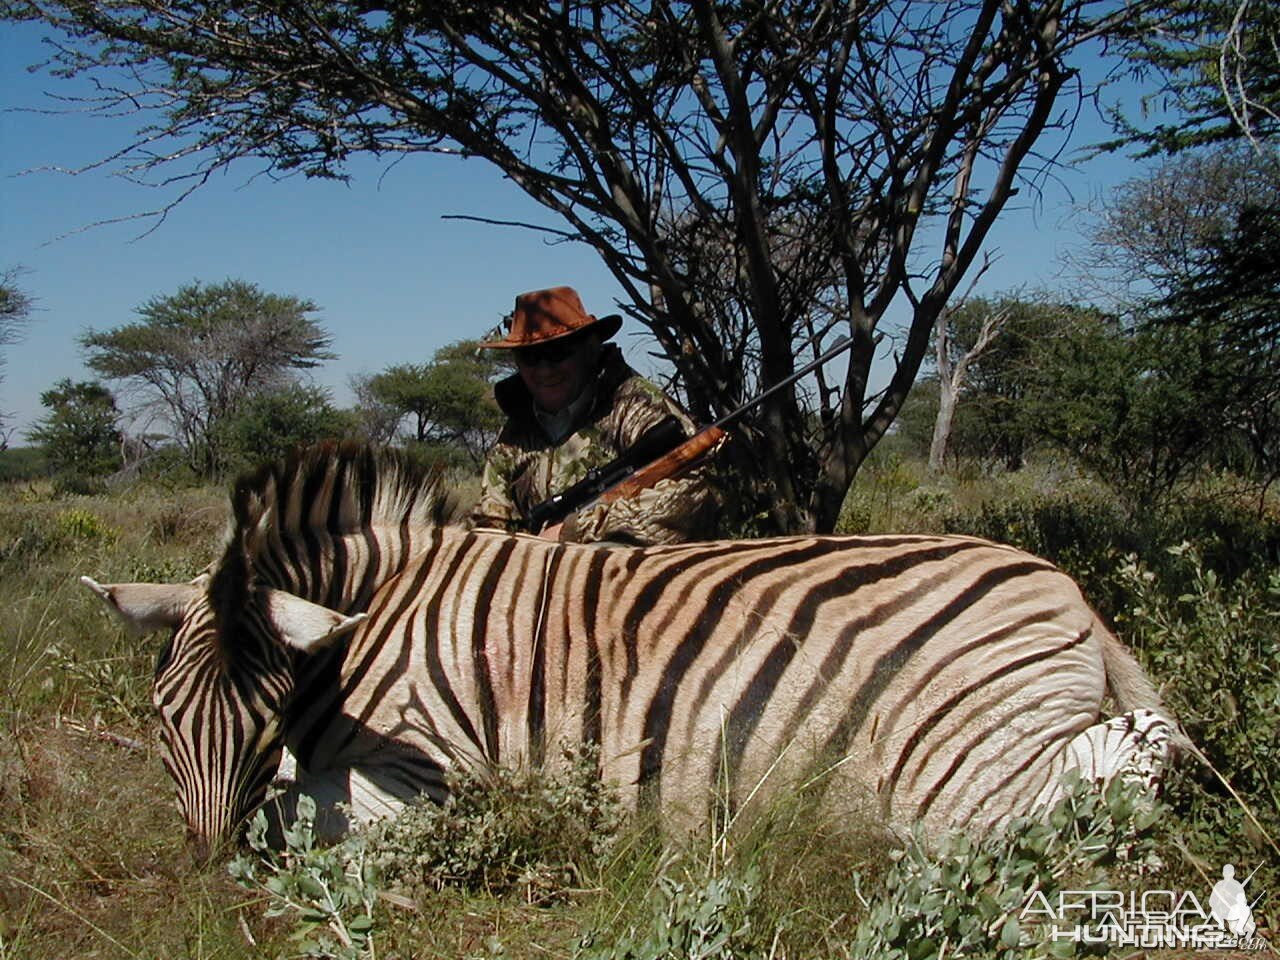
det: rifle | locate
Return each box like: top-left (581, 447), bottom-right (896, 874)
top-left (525, 334), bottom-right (855, 533)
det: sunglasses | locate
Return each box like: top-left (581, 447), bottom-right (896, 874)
top-left (514, 337), bottom-right (587, 368)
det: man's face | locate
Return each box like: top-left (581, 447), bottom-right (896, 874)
top-left (515, 333), bottom-right (601, 413)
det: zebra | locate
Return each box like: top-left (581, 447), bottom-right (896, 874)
top-left (81, 443), bottom-right (1180, 856)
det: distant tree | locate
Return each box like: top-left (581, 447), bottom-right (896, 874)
top-left (362, 340), bottom-right (505, 470)
top-left (0, 446), bottom-right (48, 483)
top-left (1108, 0), bottom-right (1280, 154)
top-left (926, 296), bottom-right (1069, 471)
top-left (1076, 148), bottom-right (1280, 309)
top-left (888, 377), bottom-right (940, 463)
top-left (347, 374), bottom-right (403, 446)
top-left (80, 279), bottom-right (334, 476)
top-left (1077, 147), bottom-right (1280, 499)
top-left (0, 269), bottom-right (33, 351)
top-left (1153, 203), bottom-right (1280, 500)
top-left (26, 378), bottom-right (122, 488)
top-left (928, 294), bottom-right (1009, 473)
top-left (7, 0), bottom-right (1154, 532)
top-left (213, 384), bottom-right (357, 476)
top-left (0, 267), bottom-right (35, 448)
top-left (1027, 315), bottom-right (1223, 505)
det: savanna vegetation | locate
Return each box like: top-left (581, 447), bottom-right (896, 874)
top-left (1, 0), bottom-right (1278, 956)
top-left (0, 431), bottom-right (1275, 957)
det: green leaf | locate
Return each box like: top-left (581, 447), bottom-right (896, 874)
top-left (1000, 916), bottom-right (1021, 948)
top-left (1047, 938), bottom-right (1077, 957)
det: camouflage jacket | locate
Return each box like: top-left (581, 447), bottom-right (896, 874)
top-left (469, 345), bottom-right (715, 545)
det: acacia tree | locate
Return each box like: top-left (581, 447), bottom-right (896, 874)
top-left (1070, 148), bottom-right (1280, 501)
top-left (1108, 0), bottom-right (1280, 155)
top-left (359, 340), bottom-right (506, 469)
top-left (1076, 147), bottom-right (1280, 310)
top-left (1027, 314), bottom-right (1228, 505)
top-left (9, 0), bottom-right (1152, 531)
top-left (26, 378), bottom-right (123, 486)
top-left (80, 279), bottom-right (334, 476)
top-left (1153, 202), bottom-right (1280, 502)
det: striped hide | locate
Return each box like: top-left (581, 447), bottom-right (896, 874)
top-left (82, 443), bottom-right (1179, 852)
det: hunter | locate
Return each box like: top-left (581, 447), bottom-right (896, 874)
top-left (469, 285), bottom-right (715, 545)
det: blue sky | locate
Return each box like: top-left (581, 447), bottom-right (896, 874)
top-left (0, 18), bottom-right (1153, 441)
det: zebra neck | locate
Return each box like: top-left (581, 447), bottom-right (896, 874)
top-left (253, 525), bottom-right (446, 616)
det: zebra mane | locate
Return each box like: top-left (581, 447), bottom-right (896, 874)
top-left (208, 441), bottom-right (463, 657)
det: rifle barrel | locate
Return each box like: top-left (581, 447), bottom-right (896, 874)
top-left (523, 334), bottom-right (854, 531)
top-left (711, 335), bottom-right (852, 431)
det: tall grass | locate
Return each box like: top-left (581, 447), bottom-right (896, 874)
top-left (0, 481), bottom-right (249, 958)
top-left (0, 461), bottom-right (1274, 958)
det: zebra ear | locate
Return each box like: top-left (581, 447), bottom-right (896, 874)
top-left (80, 576), bottom-right (201, 633)
top-left (262, 589), bottom-right (367, 654)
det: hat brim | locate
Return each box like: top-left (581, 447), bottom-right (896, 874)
top-left (479, 313), bottom-right (622, 349)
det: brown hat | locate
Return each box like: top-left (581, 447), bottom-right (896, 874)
top-left (479, 286), bottom-right (622, 349)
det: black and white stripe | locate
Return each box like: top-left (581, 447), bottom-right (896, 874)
top-left (89, 444), bottom-right (1180, 848)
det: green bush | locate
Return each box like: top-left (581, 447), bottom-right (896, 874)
top-left (0, 508), bottom-right (120, 569)
top-left (941, 494), bottom-right (1139, 617)
top-left (46, 638), bottom-right (152, 727)
top-left (367, 745), bottom-right (623, 901)
top-left (0, 446), bottom-right (48, 482)
top-left (54, 508), bottom-right (119, 544)
top-left (212, 384), bottom-right (360, 477)
top-left (1115, 546), bottom-right (1279, 921)
top-left (941, 492), bottom-right (1280, 621)
top-left (231, 794), bottom-right (380, 960)
top-left (851, 774), bottom-right (1163, 960)
top-left (576, 867), bottom-right (760, 960)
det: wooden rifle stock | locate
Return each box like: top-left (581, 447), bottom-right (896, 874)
top-left (597, 425), bottom-right (727, 504)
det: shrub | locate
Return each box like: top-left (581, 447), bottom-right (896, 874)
top-left (942, 495), bottom-right (1138, 616)
top-left (941, 492), bottom-right (1280, 621)
top-left (26, 379), bottom-right (123, 492)
top-left (231, 794), bottom-right (380, 960)
top-left (0, 446), bottom-right (48, 482)
top-left (850, 774), bottom-right (1163, 960)
top-left (0, 508), bottom-right (120, 570)
top-left (1115, 546), bottom-right (1280, 921)
top-left (212, 385), bottom-right (359, 477)
top-left (54, 508), bottom-right (119, 544)
top-left (367, 745), bottom-right (623, 901)
top-left (46, 640), bottom-right (151, 727)
top-left (576, 867), bottom-right (760, 960)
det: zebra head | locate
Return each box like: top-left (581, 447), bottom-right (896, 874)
top-left (81, 574), bottom-right (365, 859)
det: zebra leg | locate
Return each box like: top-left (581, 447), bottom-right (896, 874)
top-left (1032, 708), bottom-right (1176, 811)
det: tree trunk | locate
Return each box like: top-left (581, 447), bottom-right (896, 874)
top-left (930, 380), bottom-right (958, 474)
top-left (928, 304), bottom-right (1008, 476)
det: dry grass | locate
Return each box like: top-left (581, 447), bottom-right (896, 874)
top-left (0, 482), bottom-right (258, 958)
top-left (4, 466), bottom-right (1270, 958)
top-left (0, 478), bottom-right (889, 959)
